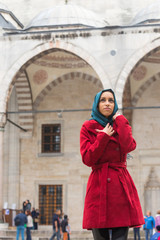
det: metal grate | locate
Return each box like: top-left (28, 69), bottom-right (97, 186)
top-left (39, 185), bottom-right (63, 225)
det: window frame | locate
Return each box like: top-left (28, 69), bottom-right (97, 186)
top-left (37, 119), bottom-right (64, 157)
top-left (41, 123), bottom-right (61, 154)
top-left (34, 180), bottom-right (67, 225)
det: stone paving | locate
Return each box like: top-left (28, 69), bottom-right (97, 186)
top-left (0, 227), bottom-right (146, 240)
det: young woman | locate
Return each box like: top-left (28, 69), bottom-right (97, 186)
top-left (80, 89), bottom-right (144, 240)
top-left (25, 210), bottom-right (33, 240)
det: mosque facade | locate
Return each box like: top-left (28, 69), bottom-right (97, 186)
top-left (0, 0), bottom-right (160, 231)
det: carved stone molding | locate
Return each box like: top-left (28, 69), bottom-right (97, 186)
top-left (145, 167), bottom-right (160, 189)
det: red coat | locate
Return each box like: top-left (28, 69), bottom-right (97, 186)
top-left (80, 115), bottom-right (144, 229)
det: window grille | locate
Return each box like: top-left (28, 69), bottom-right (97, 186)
top-left (39, 185), bottom-right (63, 225)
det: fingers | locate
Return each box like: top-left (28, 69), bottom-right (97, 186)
top-left (105, 123), bottom-right (110, 128)
top-left (96, 124), bottom-right (114, 136)
top-left (106, 124), bottom-right (113, 130)
top-left (112, 112), bottom-right (121, 121)
top-left (95, 129), bottom-right (101, 132)
top-left (110, 129), bottom-right (115, 135)
top-left (104, 123), bottom-right (113, 131)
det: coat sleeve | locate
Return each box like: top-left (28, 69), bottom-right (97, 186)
top-left (114, 115), bottom-right (136, 153)
top-left (80, 123), bottom-right (110, 167)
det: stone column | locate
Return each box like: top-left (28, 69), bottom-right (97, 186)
top-left (0, 113), bottom-right (6, 219)
top-left (0, 127), bottom-right (4, 209)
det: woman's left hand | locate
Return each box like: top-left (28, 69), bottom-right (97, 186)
top-left (112, 112), bottom-right (121, 121)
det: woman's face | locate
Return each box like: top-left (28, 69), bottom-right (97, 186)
top-left (98, 91), bottom-right (115, 118)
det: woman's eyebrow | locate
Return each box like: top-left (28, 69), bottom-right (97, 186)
top-left (109, 97), bottom-right (114, 100)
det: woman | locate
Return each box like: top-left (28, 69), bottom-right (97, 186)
top-left (25, 210), bottom-right (33, 240)
top-left (61, 215), bottom-right (68, 240)
top-left (80, 89), bottom-right (144, 240)
top-left (31, 208), bottom-right (39, 230)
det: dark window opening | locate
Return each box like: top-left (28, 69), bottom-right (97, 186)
top-left (42, 124), bottom-right (61, 153)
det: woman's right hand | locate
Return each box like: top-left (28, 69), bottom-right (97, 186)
top-left (96, 123), bottom-right (114, 136)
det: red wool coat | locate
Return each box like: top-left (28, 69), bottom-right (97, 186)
top-left (80, 115), bottom-right (144, 229)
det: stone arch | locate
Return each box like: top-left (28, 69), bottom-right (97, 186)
top-left (2, 70), bottom-right (33, 136)
top-left (0, 40), bottom-right (110, 116)
top-left (132, 72), bottom-right (160, 106)
top-left (115, 38), bottom-right (160, 108)
top-left (33, 72), bottom-right (103, 108)
top-left (122, 72), bottom-right (160, 125)
top-left (122, 77), bottom-right (132, 124)
top-left (15, 71), bottom-right (33, 137)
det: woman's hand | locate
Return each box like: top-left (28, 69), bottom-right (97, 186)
top-left (96, 123), bottom-right (114, 136)
top-left (112, 112), bottom-right (121, 121)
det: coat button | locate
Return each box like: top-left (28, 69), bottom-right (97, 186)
top-left (107, 178), bottom-right (111, 182)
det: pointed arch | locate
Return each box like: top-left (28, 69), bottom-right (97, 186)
top-left (132, 72), bottom-right (160, 106)
top-left (0, 40), bottom-right (110, 116)
top-left (33, 72), bottom-right (103, 108)
top-left (115, 38), bottom-right (160, 108)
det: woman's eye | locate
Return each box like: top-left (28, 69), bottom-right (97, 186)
top-left (100, 98), bottom-right (105, 102)
top-left (100, 98), bottom-right (114, 103)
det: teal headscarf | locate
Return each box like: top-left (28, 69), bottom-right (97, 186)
top-left (90, 89), bottom-right (118, 126)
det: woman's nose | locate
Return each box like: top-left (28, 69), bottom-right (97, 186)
top-left (105, 100), bottom-right (110, 105)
